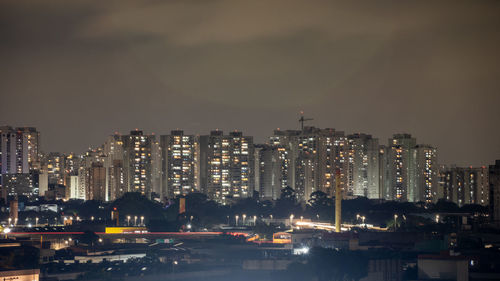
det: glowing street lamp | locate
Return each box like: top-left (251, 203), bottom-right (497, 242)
top-left (361, 216), bottom-right (366, 224)
top-left (235, 215), bottom-right (239, 226)
top-left (435, 214), bottom-right (440, 223)
top-left (91, 216), bottom-right (95, 221)
top-left (134, 216), bottom-right (138, 226)
top-left (242, 214), bottom-right (246, 225)
top-left (141, 216), bottom-right (144, 226)
top-left (35, 217), bottom-right (39, 227)
top-left (394, 214), bottom-right (398, 232)
top-left (290, 214), bottom-right (294, 228)
top-left (253, 215), bottom-right (257, 225)
top-left (127, 216), bottom-right (131, 226)
top-left (8, 218), bottom-right (12, 226)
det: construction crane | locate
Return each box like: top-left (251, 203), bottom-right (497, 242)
top-left (298, 111), bottom-right (313, 131)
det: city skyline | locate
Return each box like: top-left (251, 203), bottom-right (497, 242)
top-left (2, 0), bottom-right (500, 167)
top-left (1, 123), bottom-right (498, 168)
top-left (2, 1), bottom-right (500, 280)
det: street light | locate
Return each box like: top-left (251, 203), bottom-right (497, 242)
top-left (8, 218), bottom-right (12, 226)
top-left (35, 217), bottom-right (39, 227)
top-left (134, 216), bottom-right (138, 226)
top-left (91, 216), bottom-right (95, 221)
top-left (290, 214), bottom-right (294, 228)
top-left (141, 216), bottom-right (144, 226)
top-left (242, 214), bottom-right (246, 225)
top-left (362, 216), bottom-right (366, 224)
top-left (127, 216), bottom-right (131, 226)
top-left (253, 215), bottom-right (257, 225)
top-left (394, 214), bottom-right (398, 232)
top-left (235, 215), bottom-right (239, 226)
top-left (435, 214), bottom-right (440, 223)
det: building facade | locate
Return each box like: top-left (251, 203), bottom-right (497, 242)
top-left (160, 130), bottom-right (199, 199)
top-left (440, 166), bottom-right (490, 207)
top-left (199, 130), bottom-right (254, 204)
top-left (347, 134), bottom-right (380, 199)
top-left (122, 130), bottom-right (154, 198)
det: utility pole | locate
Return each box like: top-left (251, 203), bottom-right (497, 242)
top-left (335, 169), bottom-right (342, 233)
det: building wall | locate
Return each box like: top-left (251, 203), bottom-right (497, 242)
top-left (439, 166), bottom-right (490, 207)
top-left (387, 134), bottom-right (417, 202)
top-left (415, 145), bottom-right (438, 203)
top-left (122, 130), bottom-right (154, 198)
top-left (347, 134), bottom-right (380, 199)
top-left (160, 131), bottom-right (199, 199)
top-left (418, 258), bottom-right (468, 281)
top-left (200, 130), bottom-right (254, 204)
top-left (87, 162), bottom-right (106, 201)
top-left (490, 160), bottom-right (500, 223)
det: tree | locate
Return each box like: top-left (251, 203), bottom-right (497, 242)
top-left (280, 186), bottom-right (297, 201)
top-left (308, 191), bottom-right (329, 208)
top-left (274, 186), bottom-right (302, 218)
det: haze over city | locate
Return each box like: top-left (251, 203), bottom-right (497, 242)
top-left (1, 0), bottom-right (500, 166)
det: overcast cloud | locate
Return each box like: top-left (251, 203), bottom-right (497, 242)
top-left (1, 0), bottom-right (499, 166)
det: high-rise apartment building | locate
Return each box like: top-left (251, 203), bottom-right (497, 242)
top-left (77, 149), bottom-right (107, 201)
top-left (151, 139), bottom-right (162, 198)
top-left (270, 127), bottom-right (349, 201)
top-left (199, 130), bottom-right (254, 204)
top-left (122, 130), bottom-right (154, 198)
top-left (69, 175), bottom-right (79, 199)
top-left (160, 130), bottom-right (199, 199)
top-left (258, 144), bottom-right (290, 200)
top-left (440, 166), bottom-right (489, 207)
top-left (489, 160), bottom-right (500, 224)
top-left (414, 145), bottom-right (438, 203)
top-left (347, 134), bottom-right (380, 199)
top-left (0, 126), bottom-right (41, 202)
top-left (43, 152), bottom-right (66, 186)
top-left (386, 134), bottom-right (417, 202)
top-left (1, 126), bottom-right (40, 174)
top-left (0, 126), bottom-right (17, 175)
top-left (103, 133), bottom-right (126, 201)
top-left (87, 162), bottom-right (106, 201)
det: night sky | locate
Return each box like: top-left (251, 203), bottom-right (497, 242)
top-left (1, 0), bottom-right (499, 166)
